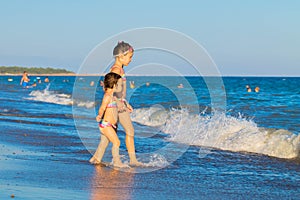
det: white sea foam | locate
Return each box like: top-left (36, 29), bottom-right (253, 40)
top-left (76, 101), bottom-right (95, 109)
top-left (27, 90), bottom-right (73, 106)
top-left (131, 107), bottom-right (300, 159)
top-left (26, 85), bottom-right (95, 108)
top-left (143, 154), bottom-right (169, 167)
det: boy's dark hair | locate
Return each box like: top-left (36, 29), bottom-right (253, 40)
top-left (104, 72), bottom-right (121, 90)
top-left (113, 41), bottom-right (134, 57)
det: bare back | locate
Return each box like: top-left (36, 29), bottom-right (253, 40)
top-left (110, 66), bottom-right (126, 99)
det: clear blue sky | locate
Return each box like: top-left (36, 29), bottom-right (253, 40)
top-left (1, 0), bottom-right (299, 76)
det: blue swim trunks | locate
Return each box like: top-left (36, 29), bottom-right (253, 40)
top-left (22, 81), bottom-right (28, 88)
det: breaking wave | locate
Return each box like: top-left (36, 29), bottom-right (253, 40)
top-left (25, 84), bottom-right (95, 109)
top-left (131, 107), bottom-right (300, 159)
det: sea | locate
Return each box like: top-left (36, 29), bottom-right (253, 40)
top-left (0, 75), bottom-right (299, 200)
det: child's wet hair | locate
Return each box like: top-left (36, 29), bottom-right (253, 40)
top-left (104, 72), bottom-right (121, 90)
top-left (113, 41), bottom-right (134, 57)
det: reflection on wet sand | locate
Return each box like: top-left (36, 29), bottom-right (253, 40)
top-left (90, 165), bottom-right (135, 200)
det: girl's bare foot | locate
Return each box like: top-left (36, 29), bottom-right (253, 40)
top-left (89, 156), bottom-right (101, 164)
top-left (129, 160), bottom-right (144, 167)
top-left (113, 161), bottom-right (129, 168)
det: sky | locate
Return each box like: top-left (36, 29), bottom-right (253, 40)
top-left (0, 0), bottom-right (299, 76)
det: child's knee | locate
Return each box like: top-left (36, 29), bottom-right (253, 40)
top-left (100, 135), bottom-right (109, 143)
top-left (124, 127), bottom-right (134, 137)
top-left (126, 134), bottom-right (134, 141)
top-left (114, 139), bottom-right (121, 147)
top-left (100, 139), bottom-right (109, 147)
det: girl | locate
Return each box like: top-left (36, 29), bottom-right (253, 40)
top-left (90, 72), bottom-right (126, 168)
top-left (92, 41), bottom-right (142, 166)
top-left (111, 41), bottom-right (142, 166)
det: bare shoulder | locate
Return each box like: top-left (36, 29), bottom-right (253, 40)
top-left (103, 94), bottom-right (112, 102)
top-left (110, 66), bottom-right (122, 75)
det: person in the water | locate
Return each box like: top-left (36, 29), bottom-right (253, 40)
top-left (44, 76), bottom-right (49, 83)
top-left (90, 72), bottom-right (127, 168)
top-left (31, 79), bottom-right (37, 87)
top-left (129, 81), bottom-right (135, 89)
top-left (93, 41), bottom-right (143, 166)
top-left (246, 85), bottom-right (252, 92)
top-left (20, 71), bottom-right (30, 88)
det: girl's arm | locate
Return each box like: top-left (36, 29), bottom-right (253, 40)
top-left (121, 98), bottom-right (133, 112)
top-left (126, 102), bottom-right (133, 112)
top-left (96, 95), bottom-right (110, 122)
top-left (122, 78), bottom-right (127, 99)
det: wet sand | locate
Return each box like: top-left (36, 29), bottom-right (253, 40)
top-left (0, 143), bottom-right (86, 199)
top-left (0, 137), bottom-right (234, 200)
top-left (0, 142), bottom-right (136, 200)
top-left (1, 135), bottom-right (299, 200)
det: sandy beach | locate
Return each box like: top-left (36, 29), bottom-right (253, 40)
top-left (0, 138), bottom-right (136, 200)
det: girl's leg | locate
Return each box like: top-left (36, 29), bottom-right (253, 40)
top-left (101, 127), bottom-right (126, 167)
top-left (118, 111), bottom-right (143, 166)
top-left (89, 133), bottom-right (109, 164)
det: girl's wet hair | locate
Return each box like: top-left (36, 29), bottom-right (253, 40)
top-left (104, 72), bottom-right (121, 90)
top-left (113, 41), bottom-right (134, 57)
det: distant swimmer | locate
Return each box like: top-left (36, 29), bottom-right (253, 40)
top-left (100, 80), bottom-right (104, 87)
top-left (20, 71), bottom-right (30, 88)
top-left (90, 81), bottom-right (95, 87)
top-left (31, 79), bottom-right (37, 87)
top-left (44, 76), bottom-right (49, 83)
top-left (146, 82), bottom-right (150, 86)
top-left (99, 80), bottom-right (105, 91)
top-left (246, 85), bottom-right (251, 92)
top-left (255, 86), bottom-right (260, 93)
top-left (129, 81), bottom-right (135, 89)
top-left (177, 83), bottom-right (184, 88)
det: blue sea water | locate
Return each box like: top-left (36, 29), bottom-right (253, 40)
top-left (0, 75), bottom-right (299, 199)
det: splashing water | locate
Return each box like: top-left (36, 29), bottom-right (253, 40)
top-left (25, 84), bottom-right (95, 108)
top-left (131, 108), bottom-right (300, 159)
top-left (143, 154), bottom-right (169, 168)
